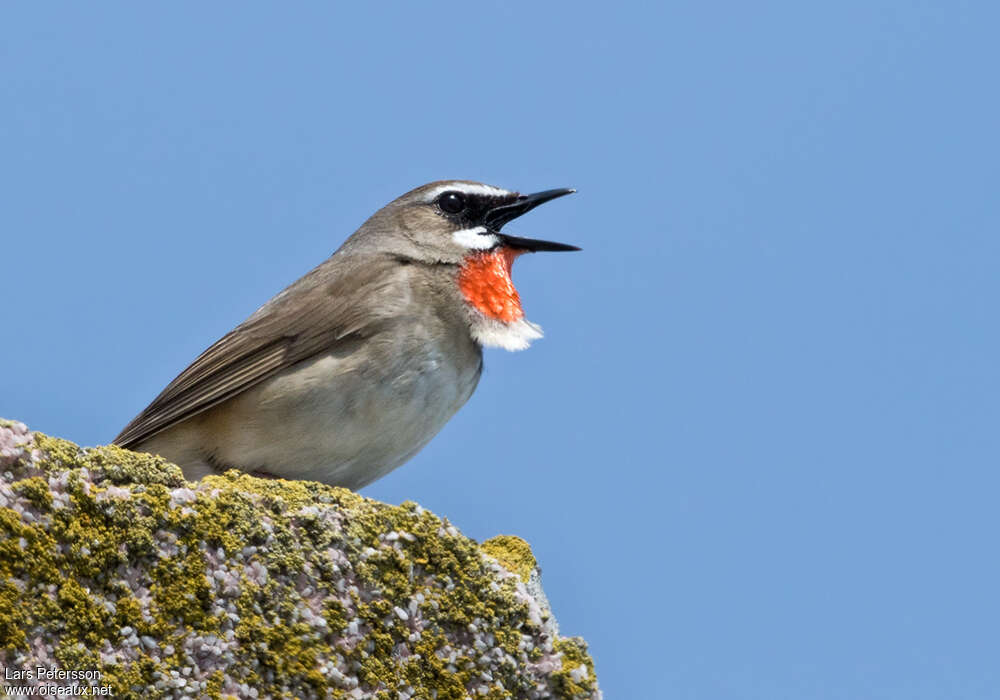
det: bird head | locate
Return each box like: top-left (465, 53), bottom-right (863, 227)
top-left (351, 180), bottom-right (578, 350)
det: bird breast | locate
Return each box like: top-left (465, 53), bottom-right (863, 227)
top-left (195, 327), bottom-right (482, 489)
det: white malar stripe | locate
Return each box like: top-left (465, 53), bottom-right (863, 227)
top-left (452, 226), bottom-right (499, 250)
top-left (470, 317), bottom-right (544, 352)
top-left (423, 183), bottom-right (514, 201)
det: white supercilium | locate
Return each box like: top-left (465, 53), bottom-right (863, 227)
top-left (423, 183), bottom-right (513, 201)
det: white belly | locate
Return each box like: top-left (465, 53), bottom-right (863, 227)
top-left (170, 343), bottom-right (480, 489)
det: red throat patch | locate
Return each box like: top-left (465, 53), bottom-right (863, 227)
top-left (458, 247), bottom-right (526, 323)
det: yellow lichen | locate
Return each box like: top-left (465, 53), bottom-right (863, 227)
top-left (13, 476), bottom-right (52, 510)
top-left (481, 534), bottom-right (537, 583)
top-left (0, 428), bottom-right (599, 699)
top-left (552, 638), bottom-right (599, 698)
top-left (0, 582), bottom-right (28, 650)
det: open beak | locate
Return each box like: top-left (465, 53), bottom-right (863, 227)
top-left (484, 188), bottom-right (581, 252)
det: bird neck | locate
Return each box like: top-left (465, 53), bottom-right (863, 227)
top-left (457, 247), bottom-right (526, 323)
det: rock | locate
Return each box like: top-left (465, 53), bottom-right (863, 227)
top-left (0, 420), bottom-right (600, 699)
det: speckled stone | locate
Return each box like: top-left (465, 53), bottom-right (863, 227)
top-left (0, 420), bottom-right (600, 699)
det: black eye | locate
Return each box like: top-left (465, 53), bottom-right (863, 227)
top-left (438, 191), bottom-right (466, 214)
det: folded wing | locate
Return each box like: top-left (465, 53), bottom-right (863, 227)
top-left (114, 254), bottom-right (406, 448)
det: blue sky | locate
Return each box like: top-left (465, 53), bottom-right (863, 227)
top-left (3, 2), bottom-right (998, 697)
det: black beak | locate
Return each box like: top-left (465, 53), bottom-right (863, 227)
top-left (484, 188), bottom-right (580, 252)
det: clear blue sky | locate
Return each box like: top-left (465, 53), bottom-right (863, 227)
top-left (2, 3), bottom-right (998, 698)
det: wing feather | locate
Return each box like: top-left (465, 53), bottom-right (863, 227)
top-left (114, 254), bottom-right (408, 449)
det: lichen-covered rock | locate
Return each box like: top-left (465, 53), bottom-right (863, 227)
top-left (0, 421), bottom-right (600, 699)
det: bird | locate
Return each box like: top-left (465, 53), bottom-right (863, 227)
top-left (114, 180), bottom-right (578, 490)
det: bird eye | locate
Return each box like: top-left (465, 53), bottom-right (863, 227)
top-left (438, 191), bottom-right (466, 214)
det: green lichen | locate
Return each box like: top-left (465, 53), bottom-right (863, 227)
top-left (0, 428), bottom-right (600, 699)
top-left (55, 578), bottom-right (112, 647)
top-left (32, 434), bottom-right (186, 487)
top-left (12, 476), bottom-right (52, 510)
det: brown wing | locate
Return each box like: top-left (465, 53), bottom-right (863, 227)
top-left (114, 254), bottom-right (407, 448)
